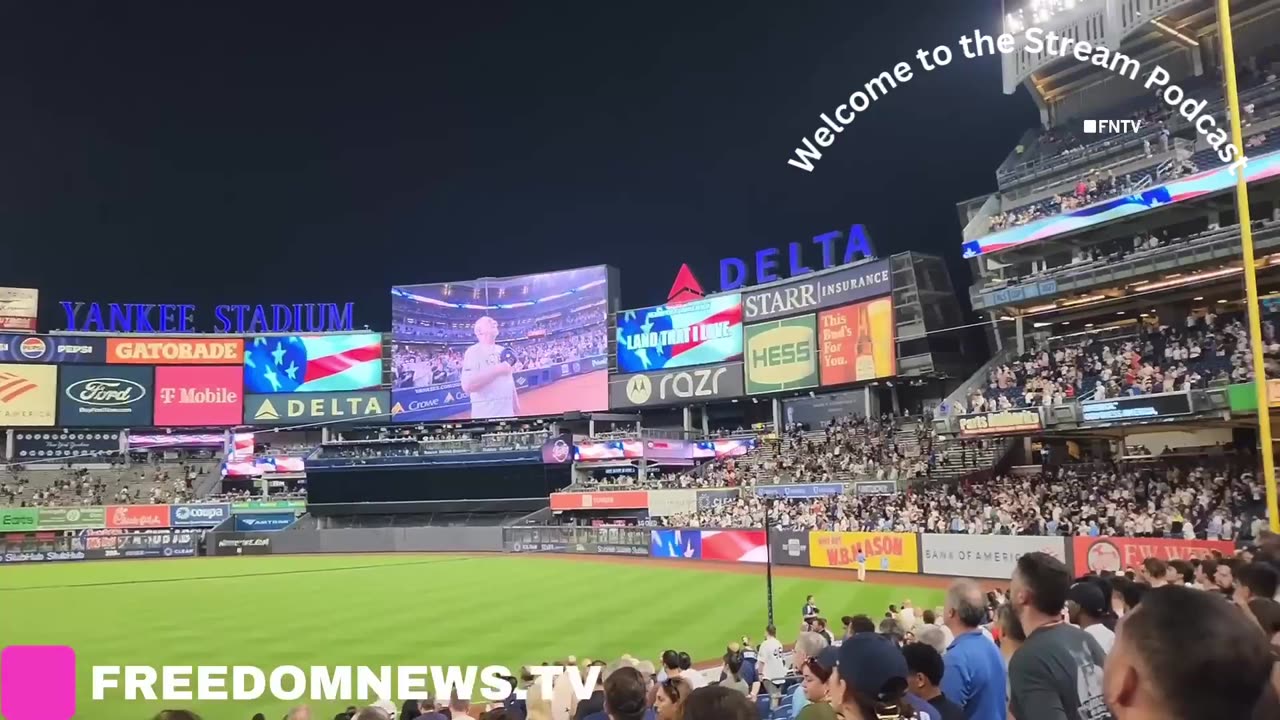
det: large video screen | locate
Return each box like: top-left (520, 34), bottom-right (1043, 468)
top-left (817, 297), bottom-right (895, 386)
top-left (391, 266), bottom-right (609, 421)
top-left (616, 294), bottom-right (743, 373)
top-left (243, 334), bottom-right (382, 393)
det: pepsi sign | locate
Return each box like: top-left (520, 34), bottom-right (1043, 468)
top-left (0, 334), bottom-right (106, 363)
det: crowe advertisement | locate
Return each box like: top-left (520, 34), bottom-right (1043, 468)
top-left (744, 315), bottom-right (819, 394)
top-left (153, 366), bottom-right (243, 426)
top-left (58, 365), bottom-right (154, 427)
top-left (921, 534), bottom-right (1068, 579)
top-left (244, 390), bottom-right (390, 425)
top-left (0, 363), bottom-right (57, 426)
top-left (0, 334), bottom-right (106, 363)
top-left (1072, 536), bottom-right (1235, 575)
top-left (809, 531), bottom-right (919, 573)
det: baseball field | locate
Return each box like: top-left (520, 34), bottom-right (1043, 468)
top-left (0, 553), bottom-right (949, 720)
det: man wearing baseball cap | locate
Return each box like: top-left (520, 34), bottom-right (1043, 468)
top-left (1066, 581), bottom-right (1115, 654)
top-left (833, 632), bottom-right (940, 720)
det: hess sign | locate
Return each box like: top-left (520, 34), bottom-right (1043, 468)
top-left (59, 301), bottom-right (356, 334)
top-left (720, 224), bottom-right (876, 291)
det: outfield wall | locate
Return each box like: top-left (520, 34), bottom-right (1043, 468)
top-left (207, 526), bottom-right (505, 556)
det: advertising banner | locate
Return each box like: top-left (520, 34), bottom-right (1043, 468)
top-left (958, 409), bottom-right (1043, 437)
top-left (743, 260), bottom-right (892, 322)
top-left (853, 481), bottom-right (897, 496)
top-left (129, 433), bottom-right (225, 448)
top-left (0, 363), bottom-right (57, 426)
top-left (616, 294), bottom-right (743, 373)
top-left (818, 297), bottom-right (895, 386)
top-left (782, 389), bottom-right (865, 429)
top-left (755, 483), bottom-right (844, 499)
top-left (745, 315), bottom-right (819, 394)
top-left (920, 534), bottom-right (1068, 579)
top-left (541, 436), bottom-right (575, 464)
top-left (105, 505), bottom-right (171, 530)
top-left (770, 530), bottom-right (811, 567)
top-left (0, 551), bottom-right (89, 564)
top-left (650, 529), bottom-right (701, 559)
top-left (57, 365), bottom-right (154, 427)
top-left (596, 543), bottom-right (649, 556)
top-left (1079, 392), bottom-right (1193, 423)
top-left (153, 366), bottom-right (243, 426)
top-left (12, 431), bottom-right (119, 462)
top-left (234, 513), bottom-right (297, 532)
top-left (696, 488), bottom-right (740, 511)
top-left (700, 529), bottom-right (767, 563)
top-left (646, 489), bottom-right (698, 518)
top-left (243, 334), bottom-right (383, 394)
top-left (169, 503), bottom-right (232, 527)
top-left (0, 334), bottom-right (105, 363)
top-left (210, 532), bottom-right (274, 556)
top-left (37, 507), bottom-right (106, 530)
top-left (610, 362), bottom-right (745, 409)
top-left (230, 499), bottom-right (306, 513)
top-left (809, 531), bottom-right (919, 573)
top-left (76, 529), bottom-right (199, 558)
top-left (511, 541), bottom-right (571, 553)
top-left (549, 491), bottom-right (648, 511)
top-left (0, 287), bottom-right (38, 331)
top-left (107, 338), bottom-right (244, 365)
top-left (1071, 536), bottom-right (1236, 576)
top-left (244, 391), bottom-right (390, 426)
top-left (0, 508), bottom-right (39, 531)
top-left (391, 266), bottom-right (610, 422)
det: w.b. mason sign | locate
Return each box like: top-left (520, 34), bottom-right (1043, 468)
top-left (609, 362), bottom-right (745, 408)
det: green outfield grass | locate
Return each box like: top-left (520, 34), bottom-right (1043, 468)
top-left (0, 554), bottom-right (945, 720)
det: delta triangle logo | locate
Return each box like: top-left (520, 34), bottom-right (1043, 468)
top-left (667, 263), bottom-right (705, 306)
top-left (391, 402), bottom-right (404, 415)
top-left (253, 399), bottom-right (280, 421)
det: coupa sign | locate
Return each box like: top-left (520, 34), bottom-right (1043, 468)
top-left (719, 224), bottom-right (876, 291)
top-left (609, 363), bottom-right (745, 408)
top-left (170, 503), bottom-right (231, 527)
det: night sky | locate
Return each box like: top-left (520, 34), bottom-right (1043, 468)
top-left (0, 1), bottom-right (1038, 331)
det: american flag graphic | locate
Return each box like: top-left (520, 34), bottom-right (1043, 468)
top-left (243, 334), bottom-right (382, 393)
top-left (616, 295), bottom-right (743, 373)
top-left (228, 432), bottom-right (255, 462)
top-left (700, 530), bottom-right (768, 563)
top-left (0, 370), bottom-right (37, 403)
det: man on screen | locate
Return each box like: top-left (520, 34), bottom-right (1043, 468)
top-left (460, 315), bottom-right (520, 419)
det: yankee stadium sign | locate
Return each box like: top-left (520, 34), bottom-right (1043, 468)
top-left (58, 301), bottom-right (356, 334)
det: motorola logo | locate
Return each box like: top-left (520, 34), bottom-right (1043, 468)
top-left (618, 365), bottom-right (739, 406)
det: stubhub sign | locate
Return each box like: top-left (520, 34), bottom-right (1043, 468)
top-left (720, 224), bottom-right (876, 291)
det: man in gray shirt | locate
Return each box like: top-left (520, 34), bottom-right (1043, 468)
top-left (1007, 552), bottom-right (1112, 720)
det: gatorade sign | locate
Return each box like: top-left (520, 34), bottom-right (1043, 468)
top-left (744, 315), bottom-right (819, 394)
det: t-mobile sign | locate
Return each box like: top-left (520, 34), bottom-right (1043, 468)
top-left (153, 366), bottom-right (243, 426)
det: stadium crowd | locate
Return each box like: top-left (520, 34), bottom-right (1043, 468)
top-left (668, 462), bottom-right (1270, 540)
top-left (960, 309), bottom-right (1280, 412)
top-left (0, 463), bottom-right (206, 507)
top-left (154, 540), bottom-right (1280, 720)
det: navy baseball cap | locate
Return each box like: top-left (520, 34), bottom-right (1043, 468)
top-left (836, 632), bottom-right (909, 702)
top-left (1067, 582), bottom-right (1108, 617)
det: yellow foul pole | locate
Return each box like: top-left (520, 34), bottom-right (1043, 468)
top-left (1217, 0), bottom-right (1279, 532)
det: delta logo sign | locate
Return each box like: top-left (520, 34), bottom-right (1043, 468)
top-left (717, 224), bottom-right (877, 291)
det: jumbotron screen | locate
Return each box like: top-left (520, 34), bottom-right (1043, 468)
top-left (390, 266), bottom-right (610, 421)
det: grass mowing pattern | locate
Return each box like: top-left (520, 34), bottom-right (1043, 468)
top-left (0, 555), bottom-right (944, 720)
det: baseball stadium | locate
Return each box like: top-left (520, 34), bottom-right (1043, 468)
top-left (5, 2), bottom-right (1280, 720)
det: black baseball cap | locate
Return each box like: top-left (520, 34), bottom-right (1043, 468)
top-left (836, 632), bottom-right (908, 702)
top-left (1067, 581), bottom-right (1108, 617)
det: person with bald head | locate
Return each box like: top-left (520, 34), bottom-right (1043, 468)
top-left (460, 315), bottom-right (520, 419)
top-left (940, 578), bottom-right (1006, 720)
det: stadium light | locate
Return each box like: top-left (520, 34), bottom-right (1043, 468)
top-left (1218, 0), bottom-right (1279, 533)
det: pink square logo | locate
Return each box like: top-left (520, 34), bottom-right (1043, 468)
top-left (1, 645), bottom-right (77, 720)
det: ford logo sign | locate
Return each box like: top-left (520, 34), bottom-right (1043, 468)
top-left (66, 378), bottom-right (146, 406)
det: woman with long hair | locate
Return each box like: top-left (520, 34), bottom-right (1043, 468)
top-left (525, 672), bottom-right (554, 720)
top-left (719, 651), bottom-right (750, 696)
top-left (655, 677), bottom-right (692, 720)
top-left (797, 648), bottom-right (836, 720)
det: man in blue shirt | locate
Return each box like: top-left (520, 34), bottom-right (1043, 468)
top-left (940, 579), bottom-right (1007, 720)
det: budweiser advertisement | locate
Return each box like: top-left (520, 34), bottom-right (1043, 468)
top-left (549, 491), bottom-right (649, 511)
top-left (1072, 536), bottom-right (1236, 576)
top-left (153, 366), bottom-right (243, 426)
top-left (105, 504), bottom-right (171, 530)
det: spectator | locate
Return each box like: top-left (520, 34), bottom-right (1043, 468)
top-left (1066, 581), bottom-right (1116, 653)
top-left (788, 632), bottom-right (830, 720)
top-left (603, 667), bottom-right (651, 720)
top-left (449, 696), bottom-right (475, 720)
top-left (676, 653), bottom-right (706, 690)
top-left (1103, 586), bottom-right (1275, 720)
top-left (574, 661), bottom-right (609, 720)
top-left (994, 602), bottom-right (1026, 668)
top-left (525, 680), bottom-right (553, 720)
top-left (719, 651), bottom-right (749, 696)
top-left (796, 646), bottom-right (837, 720)
top-left (915, 625), bottom-right (949, 657)
top-left (832, 632), bottom-right (939, 720)
top-left (654, 678), bottom-right (691, 720)
top-left (1007, 552), bottom-right (1111, 720)
top-left (153, 713), bottom-right (202, 720)
top-left (1234, 563), bottom-right (1280, 607)
top-left (679, 686), bottom-right (756, 720)
top-left (756, 626), bottom-right (787, 711)
top-left (940, 579), bottom-right (1007, 720)
top-left (902, 643), bottom-right (965, 720)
